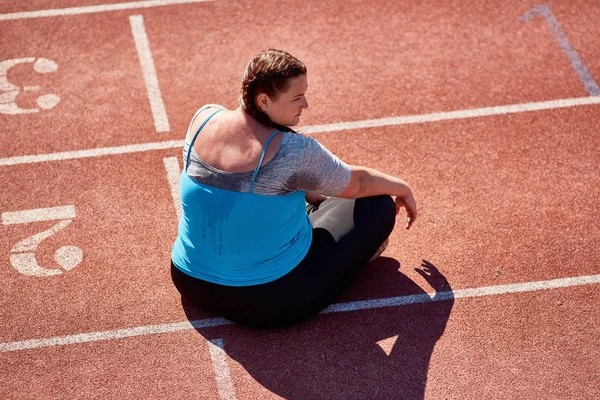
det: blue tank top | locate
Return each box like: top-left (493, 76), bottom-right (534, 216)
top-left (171, 109), bottom-right (313, 286)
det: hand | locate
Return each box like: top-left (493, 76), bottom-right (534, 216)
top-left (305, 191), bottom-right (328, 206)
top-left (395, 193), bottom-right (417, 230)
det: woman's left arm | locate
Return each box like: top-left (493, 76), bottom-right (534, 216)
top-left (305, 191), bottom-right (327, 206)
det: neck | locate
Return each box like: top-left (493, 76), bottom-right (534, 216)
top-left (238, 106), bottom-right (273, 126)
top-left (233, 107), bottom-right (273, 139)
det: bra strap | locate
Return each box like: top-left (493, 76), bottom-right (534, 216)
top-left (249, 130), bottom-right (281, 193)
top-left (185, 109), bottom-right (223, 171)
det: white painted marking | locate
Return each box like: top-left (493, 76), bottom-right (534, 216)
top-left (0, 57), bottom-right (60, 115)
top-left (2, 205), bottom-right (76, 225)
top-left (1, 273), bottom-right (599, 352)
top-left (163, 157), bottom-right (182, 220)
top-left (376, 335), bottom-right (398, 356)
top-left (0, 140), bottom-right (183, 166)
top-left (321, 274), bottom-right (600, 313)
top-left (1, 96), bottom-right (599, 167)
top-left (0, 319), bottom-right (233, 352)
top-left (54, 245), bottom-right (84, 271)
top-left (0, 0), bottom-right (216, 21)
top-left (11, 219), bottom-right (72, 253)
top-left (301, 95), bottom-right (600, 134)
top-left (33, 58), bottom-right (58, 74)
top-left (208, 339), bottom-right (237, 400)
top-left (37, 94), bottom-right (61, 110)
top-left (4, 206), bottom-right (83, 277)
top-left (129, 15), bottom-right (170, 133)
top-left (10, 253), bottom-right (62, 277)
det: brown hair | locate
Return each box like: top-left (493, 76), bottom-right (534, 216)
top-left (239, 49), bottom-right (307, 133)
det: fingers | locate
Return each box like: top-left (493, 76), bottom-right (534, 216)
top-left (406, 212), bottom-right (416, 230)
top-left (395, 195), bottom-right (417, 229)
top-left (405, 204), bottom-right (417, 230)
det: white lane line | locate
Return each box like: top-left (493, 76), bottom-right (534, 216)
top-left (130, 15), bottom-right (170, 133)
top-left (322, 274), bottom-right (600, 313)
top-left (1, 273), bottom-right (599, 353)
top-left (1, 95), bottom-right (599, 167)
top-left (163, 157), bottom-right (182, 220)
top-left (301, 95), bottom-right (600, 134)
top-left (0, 0), bottom-right (216, 21)
top-left (2, 205), bottom-right (76, 225)
top-left (0, 317), bottom-right (233, 353)
top-left (208, 339), bottom-right (237, 400)
top-left (0, 140), bottom-right (183, 167)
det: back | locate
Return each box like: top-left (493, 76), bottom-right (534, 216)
top-left (172, 170), bottom-right (313, 286)
top-left (185, 105), bottom-right (353, 196)
top-left (172, 105), bottom-right (353, 286)
top-left (172, 107), bottom-right (315, 286)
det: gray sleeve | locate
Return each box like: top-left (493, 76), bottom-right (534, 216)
top-left (295, 136), bottom-right (352, 196)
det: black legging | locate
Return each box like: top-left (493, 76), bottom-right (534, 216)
top-left (171, 195), bottom-right (396, 328)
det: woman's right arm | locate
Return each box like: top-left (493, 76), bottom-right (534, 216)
top-left (336, 165), bottom-right (417, 230)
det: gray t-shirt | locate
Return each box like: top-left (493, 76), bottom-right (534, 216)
top-left (184, 108), bottom-right (351, 196)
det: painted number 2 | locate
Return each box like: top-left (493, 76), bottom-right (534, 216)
top-left (2, 205), bottom-right (83, 277)
top-left (520, 5), bottom-right (600, 96)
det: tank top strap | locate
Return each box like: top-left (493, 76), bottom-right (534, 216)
top-left (185, 109), bottom-right (223, 171)
top-left (249, 130), bottom-right (281, 193)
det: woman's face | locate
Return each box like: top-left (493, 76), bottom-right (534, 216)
top-left (259, 74), bottom-right (309, 127)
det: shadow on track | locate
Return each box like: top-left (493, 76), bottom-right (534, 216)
top-left (182, 259), bottom-right (453, 400)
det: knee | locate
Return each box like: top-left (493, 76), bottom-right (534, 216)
top-left (374, 195), bottom-right (397, 232)
top-left (355, 195), bottom-right (396, 234)
top-left (356, 194), bottom-right (395, 216)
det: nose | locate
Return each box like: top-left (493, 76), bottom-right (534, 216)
top-left (302, 97), bottom-right (309, 109)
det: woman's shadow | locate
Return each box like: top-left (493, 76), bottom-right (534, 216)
top-left (182, 259), bottom-right (454, 400)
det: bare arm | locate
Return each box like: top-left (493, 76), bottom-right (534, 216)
top-left (305, 191), bottom-right (328, 206)
top-left (336, 165), bottom-right (417, 230)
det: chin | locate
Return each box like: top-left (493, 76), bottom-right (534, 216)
top-left (289, 115), bottom-right (301, 126)
top-left (276, 115), bottom-right (300, 127)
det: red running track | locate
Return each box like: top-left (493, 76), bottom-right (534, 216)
top-left (1, 0), bottom-right (599, 398)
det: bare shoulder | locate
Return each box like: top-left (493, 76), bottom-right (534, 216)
top-left (196, 104), bottom-right (228, 123)
top-left (198, 104), bottom-right (227, 118)
top-left (188, 105), bottom-right (228, 138)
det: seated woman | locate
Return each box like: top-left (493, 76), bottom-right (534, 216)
top-left (171, 49), bottom-right (417, 328)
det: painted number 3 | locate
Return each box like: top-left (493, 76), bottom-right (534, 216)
top-left (2, 205), bottom-right (83, 277)
top-left (0, 57), bottom-right (61, 115)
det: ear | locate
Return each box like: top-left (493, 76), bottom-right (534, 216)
top-left (256, 93), bottom-right (269, 113)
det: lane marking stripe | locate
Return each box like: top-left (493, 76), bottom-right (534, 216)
top-left (1, 273), bottom-right (598, 353)
top-left (0, 317), bottom-right (233, 353)
top-left (130, 15), bottom-right (170, 133)
top-left (163, 157), bottom-right (182, 220)
top-left (301, 95), bottom-right (600, 133)
top-left (322, 274), bottom-right (600, 313)
top-left (520, 6), bottom-right (600, 96)
top-left (0, 0), bottom-right (216, 21)
top-left (0, 140), bottom-right (183, 166)
top-left (208, 339), bottom-right (237, 400)
top-left (1, 95), bottom-right (599, 167)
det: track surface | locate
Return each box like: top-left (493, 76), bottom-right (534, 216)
top-left (1, 0), bottom-right (599, 399)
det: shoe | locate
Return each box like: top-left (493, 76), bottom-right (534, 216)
top-left (368, 238), bottom-right (389, 263)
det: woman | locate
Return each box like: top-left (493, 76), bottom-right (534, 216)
top-left (171, 49), bottom-right (417, 328)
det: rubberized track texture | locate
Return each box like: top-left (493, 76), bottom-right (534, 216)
top-left (1, 0), bottom-right (599, 399)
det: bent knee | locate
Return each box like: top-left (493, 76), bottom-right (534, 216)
top-left (355, 195), bottom-right (396, 233)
